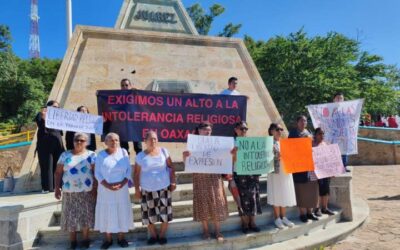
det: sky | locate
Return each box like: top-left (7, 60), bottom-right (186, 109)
top-left (0, 0), bottom-right (399, 66)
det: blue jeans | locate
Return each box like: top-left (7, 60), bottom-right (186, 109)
top-left (341, 155), bottom-right (348, 169)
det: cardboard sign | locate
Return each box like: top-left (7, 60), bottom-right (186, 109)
top-left (312, 144), bottom-right (345, 179)
top-left (280, 138), bottom-right (314, 173)
top-left (307, 99), bottom-right (363, 155)
top-left (45, 107), bottom-right (103, 135)
top-left (185, 134), bottom-right (234, 174)
top-left (235, 137), bottom-right (274, 175)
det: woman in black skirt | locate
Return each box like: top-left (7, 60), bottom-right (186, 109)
top-left (313, 128), bottom-right (335, 216)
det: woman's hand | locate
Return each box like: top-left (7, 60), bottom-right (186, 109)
top-left (169, 183), bottom-right (177, 192)
top-left (135, 188), bottom-right (142, 200)
top-left (231, 147), bottom-right (238, 155)
top-left (54, 188), bottom-right (62, 200)
top-left (182, 151), bottom-right (191, 161)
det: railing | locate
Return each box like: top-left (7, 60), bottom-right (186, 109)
top-left (0, 130), bottom-right (36, 146)
top-left (0, 125), bottom-right (17, 135)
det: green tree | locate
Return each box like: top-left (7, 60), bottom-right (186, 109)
top-left (187, 3), bottom-right (241, 37)
top-left (0, 25), bottom-right (11, 51)
top-left (245, 29), bottom-right (399, 126)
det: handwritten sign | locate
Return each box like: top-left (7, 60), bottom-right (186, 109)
top-left (307, 99), bottom-right (363, 155)
top-left (97, 90), bottom-right (247, 142)
top-left (280, 138), bottom-right (314, 174)
top-left (185, 134), bottom-right (234, 174)
top-left (45, 107), bottom-right (103, 135)
top-left (235, 137), bottom-right (274, 175)
top-left (312, 144), bottom-right (345, 178)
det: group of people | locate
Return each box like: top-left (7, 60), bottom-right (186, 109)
top-left (368, 114), bottom-right (399, 128)
top-left (34, 77), bottom-right (346, 249)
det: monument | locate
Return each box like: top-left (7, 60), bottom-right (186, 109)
top-left (15, 0), bottom-right (283, 192)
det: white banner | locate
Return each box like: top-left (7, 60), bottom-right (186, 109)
top-left (312, 144), bottom-right (345, 179)
top-left (45, 107), bottom-right (103, 135)
top-left (307, 99), bottom-right (363, 155)
top-left (185, 134), bottom-right (234, 174)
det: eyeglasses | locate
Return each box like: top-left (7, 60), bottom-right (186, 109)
top-left (74, 139), bottom-right (86, 143)
top-left (275, 128), bottom-right (284, 132)
top-left (239, 127), bottom-right (248, 131)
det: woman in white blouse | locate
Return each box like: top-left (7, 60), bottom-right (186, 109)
top-left (95, 133), bottom-right (133, 249)
top-left (134, 130), bottom-right (176, 245)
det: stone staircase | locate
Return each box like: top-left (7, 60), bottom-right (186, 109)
top-left (31, 163), bottom-right (347, 249)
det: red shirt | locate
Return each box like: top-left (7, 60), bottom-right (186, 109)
top-left (388, 117), bottom-right (398, 128)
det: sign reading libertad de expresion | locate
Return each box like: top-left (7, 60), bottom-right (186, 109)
top-left (134, 10), bottom-right (177, 24)
top-left (97, 90), bottom-right (247, 142)
top-left (185, 134), bottom-right (234, 174)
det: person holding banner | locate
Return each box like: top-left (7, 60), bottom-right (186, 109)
top-left (54, 132), bottom-right (97, 249)
top-left (183, 122), bottom-right (229, 242)
top-left (220, 77), bottom-right (240, 95)
top-left (119, 78), bottom-right (143, 155)
top-left (333, 92), bottom-right (351, 173)
top-left (35, 100), bottom-right (65, 193)
top-left (66, 106), bottom-right (97, 151)
top-left (267, 123), bottom-right (296, 229)
top-left (94, 133), bottom-right (133, 249)
top-left (134, 131), bottom-right (176, 245)
top-left (232, 121), bottom-right (262, 233)
top-left (312, 128), bottom-right (335, 216)
top-left (289, 115), bottom-right (319, 223)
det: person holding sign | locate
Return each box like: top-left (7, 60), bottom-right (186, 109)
top-left (333, 92), bottom-right (351, 173)
top-left (289, 115), bottom-right (319, 223)
top-left (134, 131), bottom-right (176, 245)
top-left (54, 133), bottom-right (97, 250)
top-left (35, 100), bottom-right (65, 193)
top-left (65, 106), bottom-right (97, 151)
top-left (94, 133), bottom-right (133, 249)
top-left (312, 128), bottom-right (335, 216)
top-left (267, 123), bottom-right (296, 229)
top-left (232, 121), bottom-right (262, 233)
top-left (183, 122), bottom-right (229, 243)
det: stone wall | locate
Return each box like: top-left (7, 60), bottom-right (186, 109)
top-left (359, 127), bottom-right (400, 141)
top-left (349, 140), bottom-right (399, 165)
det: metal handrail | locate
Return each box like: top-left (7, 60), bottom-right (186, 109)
top-left (0, 130), bottom-right (36, 146)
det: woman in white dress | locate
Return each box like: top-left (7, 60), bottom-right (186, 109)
top-left (95, 133), bottom-right (133, 249)
top-left (267, 123), bottom-right (297, 229)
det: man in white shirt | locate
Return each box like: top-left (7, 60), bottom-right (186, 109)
top-left (220, 77), bottom-right (240, 95)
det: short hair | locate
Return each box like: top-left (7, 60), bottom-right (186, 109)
top-left (268, 123), bottom-right (279, 136)
top-left (120, 78), bottom-right (131, 85)
top-left (314, 127), bottom-right (324, 136)
top-left (74, 132), bottom-right (89, 141)
top-left (105, 132), bottom-right (119, 142)
top-left (76, 105), bottom-right (89, 113)
top-left (296, 115), bottom-right (307, 122)
top-left (144, 130), bottom-right (157, 140)
top-left (333, 92), bottom-right (344, 99)
top-left (46, 100), bottom-right (59, 107)
top-left (228, 77), bottom-right (238, 84)
top-left (194, 121), bottom-right (213, 135)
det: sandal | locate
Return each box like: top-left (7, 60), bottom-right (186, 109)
top-left (216, 233), bottom-right (224, 243)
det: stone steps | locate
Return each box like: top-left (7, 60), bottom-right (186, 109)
top-left (51, 194), bottom-right (268, 224)
top-left (33, 208), bottom-right (342, 249)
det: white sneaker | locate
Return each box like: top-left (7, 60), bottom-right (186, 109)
top-left (281, 217), bottom-right (295, 228)
top-left (274, 218), bottom-right (285, 229)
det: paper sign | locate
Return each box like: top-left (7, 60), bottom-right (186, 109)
top-left (235, 137), bottom-right (274, 175)
top-left (280, 138), bottom-right (314, 173)
top-left (307, 99), bottom-right (363, 155)
top-left (185, 134), bottom-right (234, 174)
top-left (45, 107), bottom-right (103, 135)
top-left (312, 144), bottom-right (345, 179)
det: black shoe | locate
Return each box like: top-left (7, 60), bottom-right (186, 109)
top-left (300, 215), bottom-right (308, 223)
top-left (159, 237), bottom-right (168, 245)
top-left (81, 239), bottom-right (90, 249)
top-left (147, 237), bottom-right (158, 245)
top-left (69, 241), bottom-right (77, 250)
top-left (307, 213), bottom-right (319, 221)
top-left (241, 226), bottom-right (249, 234)
top-left (117, 238), bottom-right (129, 248)
top-left (345, 168), bottom-right (351, 172)
top-left (314, 208), bottom-right (322, 217)
top-left (249, 226), bottom-right (261, 233)
top-left (321, 208), bottom-right (335, 216)
top-left (100, 240), bottom-right (113, 250)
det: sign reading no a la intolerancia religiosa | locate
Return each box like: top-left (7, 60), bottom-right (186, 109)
top-left (185, 134), bottom-right (234, 174)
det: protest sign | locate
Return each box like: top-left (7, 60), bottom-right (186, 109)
top-left (45, 107), bottom-right (103, 135)
top-left (235, 137), bottom-right (274, 175)
top-left (185, 134), bottom-right (234, 174)
top-left (97, 90), bottom-right (247, 142)
top-left (307, 99), bottom-right (364, 155)
top-left (280, 138), bottom-right (314, 174)
top-left (312, 144), bottom-right (345, 179)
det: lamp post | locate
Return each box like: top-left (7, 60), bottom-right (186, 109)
top-left (66, 0), bottom-right (72, 44)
